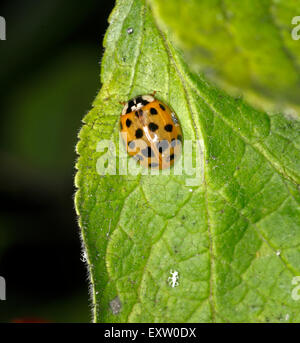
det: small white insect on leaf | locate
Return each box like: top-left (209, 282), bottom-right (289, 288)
top-left (168, 269), bottom-right (179, 288)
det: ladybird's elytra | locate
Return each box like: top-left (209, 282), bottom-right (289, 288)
top-left (120, 95), bottom-right (183, 169)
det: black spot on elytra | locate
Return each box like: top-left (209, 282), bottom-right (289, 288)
top-left (165, 124), bottom-right (173, 132)
top-left (150, 108), bottom-right (158, 115)
top-left (159, 104), bottom-right (166, 111)
top-left (135, 128), bottom-right (143, 138)
top-left (157, 140), bottom-right (169, 154)
top-left (141, 146), bottom-right (154, 158)
top-left (135, 112), bottom-right (139, 118)
top-left (149, 162), bottom-right (159, 168)
top-left (128, 141), bottom-right (135, 149)
top-left (126, 119), bottom-right (132, 128)
top-left (149, 122), bottom-right (159, 132)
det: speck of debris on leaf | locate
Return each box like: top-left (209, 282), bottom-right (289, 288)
top-left (127, 27), bottom-right (134, 34)
top-left (110, 296), bottom-right (122, 315)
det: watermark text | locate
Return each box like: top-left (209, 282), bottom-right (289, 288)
top-left (292, 16), bottom-right (300, 40)
top-left (0, 16), bottom-right (6, 40)
top-left (0, 276), bottom-right (6, 300)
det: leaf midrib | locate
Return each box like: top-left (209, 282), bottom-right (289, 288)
top-left (150, 10), bottom-right (217, 322)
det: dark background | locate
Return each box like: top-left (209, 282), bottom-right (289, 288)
top-left (0, 0), bottom-right (114, 322)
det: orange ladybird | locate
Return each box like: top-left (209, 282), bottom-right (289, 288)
top-left (120, 95), bottom-right (183, 169)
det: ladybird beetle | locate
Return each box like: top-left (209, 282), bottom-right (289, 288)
top-left (120, 95), bottom-right (183, 169)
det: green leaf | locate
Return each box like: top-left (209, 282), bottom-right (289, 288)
top-left (75, 0), bottom-right (300, 323)
top-left (148, 0), bottom-right (300, 115)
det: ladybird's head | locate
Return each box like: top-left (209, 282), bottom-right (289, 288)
top-left (122, 95), bottom-right (155, 115)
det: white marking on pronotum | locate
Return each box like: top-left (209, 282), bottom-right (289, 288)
top-left (142, 95), bottom-right (154, 103)
top-left (168, 270), bottom-right (179, 288)
top-left (121, 95), bottom-right (155, 115)
top-left (131, 102), bottom-right (143, 112)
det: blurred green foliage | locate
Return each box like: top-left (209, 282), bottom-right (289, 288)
top-left (0, 0), bottom-right (113, 323)
top-left (149, 0), bottom-right (300, 115)
top-left (2, 48), bottom-right (98, 173)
